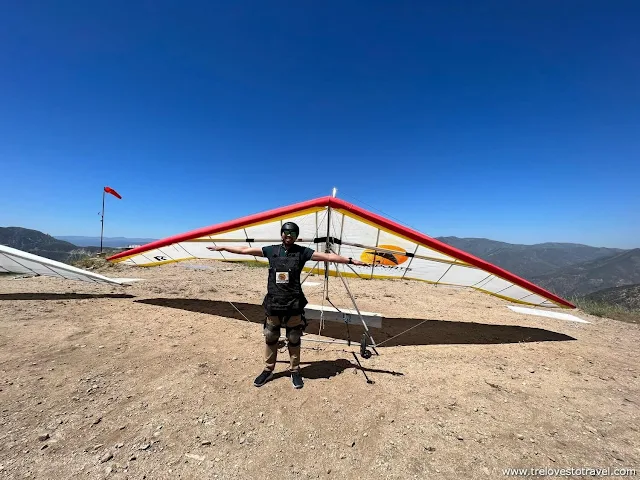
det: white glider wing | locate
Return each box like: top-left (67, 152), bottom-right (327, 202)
top-left (0, 245), bottom-right (138, 286)
top-left (108, 196), bottom-right (574, 308)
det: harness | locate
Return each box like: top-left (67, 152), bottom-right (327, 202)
top-left (262, 244), bottom-right (308, 317)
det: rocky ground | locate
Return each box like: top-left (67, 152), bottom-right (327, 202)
top-left (0, 260), bottom-right (638, 479)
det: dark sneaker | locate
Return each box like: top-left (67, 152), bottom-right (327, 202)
top-left (291, 371), bottom-right (304, 389)
top-left (253, 370), bottom-right (274, 387)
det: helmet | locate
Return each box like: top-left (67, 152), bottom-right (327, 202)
top-left (281, 221), bottom-right (300, 237)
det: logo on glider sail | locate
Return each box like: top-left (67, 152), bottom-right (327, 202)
top-left (360, 245), bottom-right (409, 266)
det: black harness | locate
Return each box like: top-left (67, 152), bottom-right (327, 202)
top-left (262, 244), bottom-right (308, 317)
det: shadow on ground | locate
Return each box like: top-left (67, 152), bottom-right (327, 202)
top-left (0, 293), bottom-right (135, 301)
top-left (267, 358), bottom-right (403, 382)
top-left (136, 298), bottom-right (576, 347)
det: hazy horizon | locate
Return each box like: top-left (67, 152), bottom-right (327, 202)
top-left (46, 232), bottom-right (637, 251)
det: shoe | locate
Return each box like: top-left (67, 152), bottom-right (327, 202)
top-left (291, 371), bottom-right (304, 389)
top-left (253, 370), bottom-right (274, 387)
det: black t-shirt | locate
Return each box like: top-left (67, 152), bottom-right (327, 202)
top-left (262, 244), bottom-right (314, 270)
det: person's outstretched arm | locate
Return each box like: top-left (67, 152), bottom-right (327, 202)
top-left (311, 251), bottom-right (368, 266)
top-left (207, 245), bottom-right (265, 256)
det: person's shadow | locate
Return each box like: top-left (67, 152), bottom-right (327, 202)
top-left (269, 357), bottom-right (403, 383)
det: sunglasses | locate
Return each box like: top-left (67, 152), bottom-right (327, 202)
top-left (281, 230), bottom-right (298, 237)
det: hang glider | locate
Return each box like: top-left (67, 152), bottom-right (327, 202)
top-left (0, 245), bottom-right (141, 286)
top-left (107, 196), bottom-right (574, 309)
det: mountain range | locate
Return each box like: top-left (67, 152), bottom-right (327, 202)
top-left (584, 283), bottom-right (640, 311)
top-left (0, 227), bottom-right (81, 262)
top-left (1, 227), bottom-right (638, 302)
top-left (531, 249), bottom-right (640, 297)
top-left (0, 228), bottom-right (124, 262)
top-left (436, 237), bottom-right (625, 278)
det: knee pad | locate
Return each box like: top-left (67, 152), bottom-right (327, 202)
top-left (286, 325), bottom-right (302, 347)
top-left (264, 324), bottom-right (280, 345)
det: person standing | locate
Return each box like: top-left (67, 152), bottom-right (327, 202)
top-left (208, 221), bottom-right (367, 388)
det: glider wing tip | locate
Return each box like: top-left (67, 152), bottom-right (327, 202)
top-left (113, 278), bottom-right (145, 284)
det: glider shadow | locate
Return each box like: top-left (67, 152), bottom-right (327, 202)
top-left (0, 293), bottom-right (135, 301)
top-left (136, 298), bottom-right (576, 347)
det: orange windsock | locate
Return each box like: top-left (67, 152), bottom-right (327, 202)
top-left (104, 186), bottom-right (122, 199)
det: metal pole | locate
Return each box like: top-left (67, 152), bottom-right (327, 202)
top-left (100, 189), bottom-right (105, 253)
top-left (323, 199), bottom-right (332, 300)
top-left (331, 260), bottom-right (379, 353)
top-left (352, 352), bottom-right (374, 384)
top-left (301, 261), bottom-right (320, 284)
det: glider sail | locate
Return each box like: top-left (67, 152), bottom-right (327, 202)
top-left (0, 245), bottom-right (138, 286)
top-left (107, 196), bottom-right (575, 308)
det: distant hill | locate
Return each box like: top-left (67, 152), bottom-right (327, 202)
top-left (54, 236), bottom-right (158, 247)
top-left (0, 227), bottom-right (79, 262)
top-left (0, 227), bottom-right (125, 263)
top-left (436, 236), bottom-right (626, 278)
top-left (584, 284), bottom-right (640, 311)
top-left (532, 249), bottom-right (640, 297)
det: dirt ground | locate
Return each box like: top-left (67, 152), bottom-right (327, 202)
top-left (0, 260), bottom-right (638, 479)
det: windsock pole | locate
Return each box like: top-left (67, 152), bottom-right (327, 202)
top-left (100, 189), bottom-right (106, 253)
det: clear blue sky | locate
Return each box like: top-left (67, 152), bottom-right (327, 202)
top-left (1, 1), bottom-right (638, 248)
